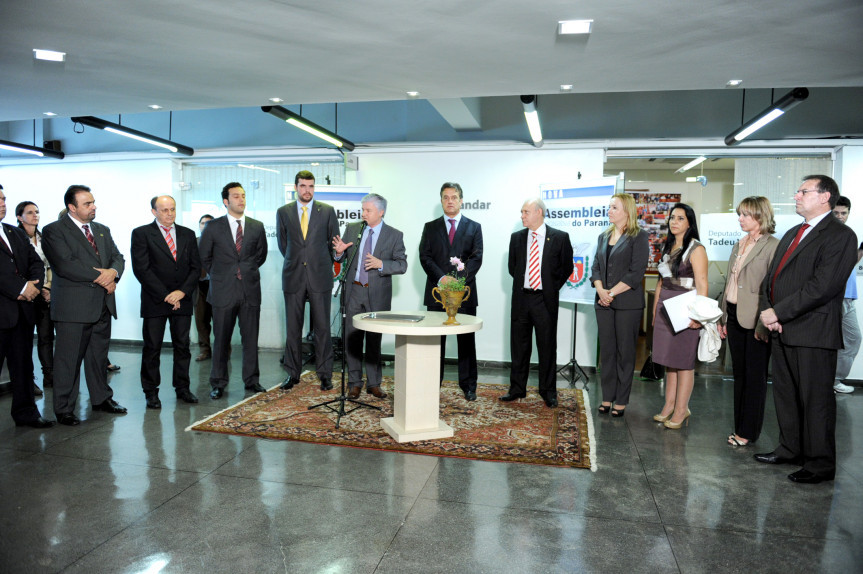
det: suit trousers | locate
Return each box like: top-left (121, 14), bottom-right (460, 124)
top-left (53, 308), bottom-right (114, 415)
top-left (34, 296), bottom-right (54, 384)
top-left (836, 298), bottom-right (861, 382)
top-left (725, 303), bottom-right (770, 442)
top-left (427, 305), bottom-right (477, 392)
top-left (194, 280), bottom-right (212, 353)
top-left (283, 287), bottom-right (333, 379)
top-left (141, 314), bottom-right (192, 394)
top-left (596, 306), bottom-right (641, 406)
top-left (210, 301), bottom-right (260, 389)
top-left (0, 308), bottom-right (41, 423)
top-left (770, 339), bottom-right (837, 476)
top-left (345, 286), bottom-right (382, 389)
top-left (510, 291), bottom-right (558, 400)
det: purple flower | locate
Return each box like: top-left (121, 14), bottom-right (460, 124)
top-left (456, 261), bottom-right (465, 272)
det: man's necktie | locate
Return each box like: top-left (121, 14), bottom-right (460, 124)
top-left (771, 223), bottom-right (809, 301)
top-left (235, 220), bottom-right (243, 279)
top-left (528, 231), bottom-right (541, 290)
top-left (82, 224), bottom-right (99, 255)
top-left (162, 226), bottom-right (176, 260)
top-left (358, 229), bottom-right (374, 285)
top-left (301, 206), bottom-right (309, 239)
top-left (448, 218), bottom-right (456, 245)
top-left (1, 233), bottom-right (17, 274)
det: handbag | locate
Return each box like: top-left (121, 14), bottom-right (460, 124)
top-left (639, 353), bottom-right (665, 380)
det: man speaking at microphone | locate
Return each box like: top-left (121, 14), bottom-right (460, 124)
top-left (332, 194), bottom-right (407, 399)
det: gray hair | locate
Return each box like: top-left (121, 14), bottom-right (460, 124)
top-left (523, 197), bottom-right (546, 211)
top-left (362, 193), bottom-right (387, 214)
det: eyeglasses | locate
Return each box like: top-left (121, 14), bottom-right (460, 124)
top-left (796, 188), bottom-right (822, 195)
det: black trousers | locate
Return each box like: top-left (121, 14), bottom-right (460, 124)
top-left (509, 291), bottom-right (558, 400)
top-left (283, 287), bottom-right (333, 379)
top-left (141, 314), bottom-right (192, 394)
top-left (596, 306), bottom-right (641, 406)
top-left (427, 305), bottom-right (478, 393)
top-left (770, 339), bottom-right (837, 476)
top-left (194, 280), bottom-right (212, 353)
top-left (0, 307), bottom-right (41, 423)
top-left (725, 303), bottom-right (770, 442)
top-left (53, 308), bottom-right (114, 415)
top-left (34, 296), bottom-right (54, 384)
top-left (210, 302), bottom-right (260, 389)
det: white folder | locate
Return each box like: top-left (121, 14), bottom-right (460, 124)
top-left (661, 289), bottom-right (697, 333)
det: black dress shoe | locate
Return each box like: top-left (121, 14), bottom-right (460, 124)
top-left (176, 389), bottom-right (199, 403)
top-left (544, 396), bottom-right (559, 408)
top-left (499, 392), bottom-right (527, 402)
top-left (210, 388), bottom-right (224, 400)
top-left (33, 383), bottom-right (44, 396)
top-left (107, 363), bottom-right (121, 372)
top-left (245, 383), bottom-right (266, 393)
top-left (280, 376), bottom-right (298, 390)
top-left (92, 398), bottom-right (128, 414)
top-left (56, 413), bottom-right (81, 426)
top-left (320, 377), bottom-right (333, 391)
top-left (195, 352), bottom-right (212, 362)
top-left (16, 417), bottom-right (55, 428)
top-left (753, 452), bottom-right (802, 465)
top-left (464, 391), bottom-right (477, 401)
top-left (788, 468), bottom-right (834, 484)
top-left (145, 394), bottom-right (162, 409)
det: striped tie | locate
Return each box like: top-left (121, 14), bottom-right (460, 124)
top-left (82, 224), bottom-right (99, 255)
top-left (162, 226), bottom-right (176, 260)
top-left (528, 232), bottom-right (541, 290)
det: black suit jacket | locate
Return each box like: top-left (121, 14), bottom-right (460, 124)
top-left (199, 215), bottom-right (268, 307)
top-left (509, 226), bottom-right (574, 315)
top-left (0, 223), bottom-right (44, 328)
top-left (42, 216), bottom-right (125, 323)
top-left (276, 200), bottom-right (339, 293)
top-left (131, 221), bottom-right (201, 318)
top-left (589, 229), bottom-right (649, 310)
top-left (419, 215), bottom-right (483, 310)
top-left (759, 214), bottom-right (857, 349)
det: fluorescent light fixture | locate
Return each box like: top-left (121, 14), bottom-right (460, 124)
top-left (726, 79), bottom-right (743, 88)
top-left (71, 116), bottom-right (194, 155)
top-left (685, 177), bottom-right (698, 183)
top-left (560, 84), bottom-right (573, 92)
top-left (33, 49), bottom-right (66, 62)
top-left (260, 105), bottom-right (356, 151)
top-left (406, 91), bottom-right (420, 98)
top-left (558, 20), bottom-right (593, 35)
top-left (43, 112), bottom-right (57, 116)
top-left (0, 139), bottom-right (65, 159)
top-left (520, 95), bottom-right (543, 148)
top-left (675, 156), bottom-right (707, 173)
top-left (238, 164), bottom-right (280, 174)
top-left (725, 87), bottom-right (809, 146)
top-left (268, 98), bottom-right (284, 103)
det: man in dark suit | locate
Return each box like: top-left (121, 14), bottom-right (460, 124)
top-left (501, 198), bottom-right (574, 408)
top-left (0, 184), bottom-right (53, 428)
top-left (332, 193), bottom-right (407, 399)
top-left (757, 175), bottom-right (858, 484)
top-left (131, 196), bottom-right (202, 408)
top-left (419, 182), bottom-right (483, 400)
top-left (194, 214), bottom-right (214, 362)
top-left (276, 170), bottom-right (339, 391)
top-left (42, 185), bottom-right (127, 425)
top-left (199, 182), bottom-right (268, 399)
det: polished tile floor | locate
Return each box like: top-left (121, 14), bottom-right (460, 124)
top-left (1, 344), bottom-right (861, 573)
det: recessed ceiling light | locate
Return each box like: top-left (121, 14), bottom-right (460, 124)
top-left (726, 79), bottom-right (743, 88)
top-left (406, 91), bottom-right (420, 99)
top-left (560, 84), bottom-right (574, 92)
top-left (33, 49), bottom-right (66, 62)
top-left (558, 20), bottom-right (593, 35)
top-left (310, 162), bottom-right (320, 166)
top-left (269, 97), bottom-right (284, 103)
top-left (148, 104), bottom-right (163, 110)
top-left (43, 112), bottom-right (57, 116)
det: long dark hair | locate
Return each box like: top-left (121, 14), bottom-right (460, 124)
top-left (15, 201), bottom-right (40, 236)
top-left (661, 202), bottom-right (699, 277)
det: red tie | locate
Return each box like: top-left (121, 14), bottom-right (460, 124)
top-left (771, 223), bottom-right (809, 301)
top-left (529, 232), bottom-right (541, 290)
top-left (82, 224), bottom-right (99, 255)
top-left (448, 219), bottom-right (456, 245)
top-left (161, 226), bottom-right (176, 260)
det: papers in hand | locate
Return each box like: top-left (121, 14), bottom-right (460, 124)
top-left (662, 290), bottom-right (697, 333)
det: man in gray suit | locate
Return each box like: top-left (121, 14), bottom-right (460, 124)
top-left (276, 170), bottom-right (339, 391)
top-left (42, 185), bottom-right (127, 425)
top-left (332, 193), bottom-right (407, 399)
top-left (199, 183), bottom-right (268, 400)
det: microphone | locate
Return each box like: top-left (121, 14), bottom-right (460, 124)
top-left (357, 220), bottom-right (368, 241)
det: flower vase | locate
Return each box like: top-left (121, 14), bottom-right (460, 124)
top-left (431, 286), bottom-right (471, 325)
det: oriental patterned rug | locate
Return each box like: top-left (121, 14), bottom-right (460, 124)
top-left (187, 374), bottom-right (595, 470)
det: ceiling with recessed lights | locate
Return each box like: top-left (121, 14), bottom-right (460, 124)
top-left (1, 0), bottom-right (862, 145)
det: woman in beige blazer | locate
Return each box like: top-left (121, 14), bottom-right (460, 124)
top-left (718, 197), bottom-right (779, 447)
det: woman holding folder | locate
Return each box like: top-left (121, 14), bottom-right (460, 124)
top-left (651, 203), bottom-right (708, 429)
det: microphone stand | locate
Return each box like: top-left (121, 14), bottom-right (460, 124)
top-left (308, 221), bottom-right (380, 428)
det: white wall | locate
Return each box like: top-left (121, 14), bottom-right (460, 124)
top-left (836, 144), bottom-right (863, 380)
top-left (349, 147), bottom-right (605, 366)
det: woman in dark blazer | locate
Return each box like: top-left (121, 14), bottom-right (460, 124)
top-left (718, 196), bottom-right (779, 446)
top-left (590, 193), bottom-right (650, 416)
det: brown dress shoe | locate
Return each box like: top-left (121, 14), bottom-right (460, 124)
top-left (195, 352), bottom-right (212, 362)
top-left (366, 386), bottom-right (388, 399)
top-left (347, 387), bottom-right (361, 399)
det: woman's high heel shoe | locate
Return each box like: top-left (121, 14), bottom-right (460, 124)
top-left (598, 404), bottom-right (611, 415)
top-left (653, 412), bottom-right (672, 423)
top-left (663, 409), bottom-right (692, 430)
